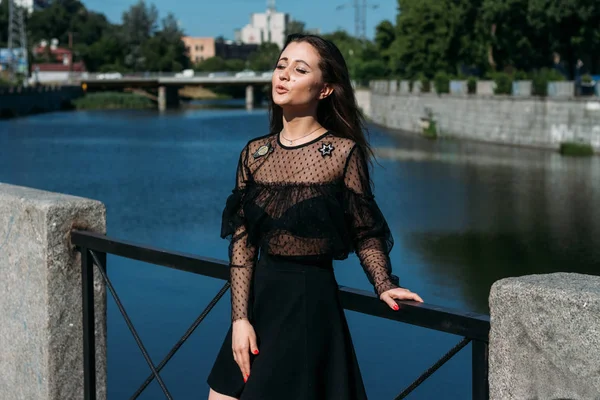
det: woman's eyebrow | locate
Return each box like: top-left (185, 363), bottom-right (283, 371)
top-left (278, 57), bottom-right (311, 68)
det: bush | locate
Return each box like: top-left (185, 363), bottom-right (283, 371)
top-left (487, 71), bottom-right (513, 95)
top-left (559, 142), bottom-right (594, 157)
top-left (531, 68), bottom-right (565, 96)
top-left (433, 71), bottom-right (451, 94)
top-left (467, 76), bottom-right (477, 94)
top-left (415, 73), bottom-right (430, 93)
top-left (514, 70), bottom-right (529, 80)
top-left (421, 107), bottom-right (437, 139)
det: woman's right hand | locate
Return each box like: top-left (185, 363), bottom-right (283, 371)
top-left (232, 318), bottom-right (259, 382)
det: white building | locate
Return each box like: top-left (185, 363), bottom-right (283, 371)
top-left (237, 1), bottom-right (289, 49)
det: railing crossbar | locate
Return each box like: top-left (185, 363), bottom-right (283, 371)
top-left (130, 282), bottom-right (231, 399)
top-left (89, 250), bottom-right (174, 400)
top-left (394, 337), bottom-right (472, 400)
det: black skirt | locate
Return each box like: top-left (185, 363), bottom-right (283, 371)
top-left (207, 253), bottom-right (368, 400)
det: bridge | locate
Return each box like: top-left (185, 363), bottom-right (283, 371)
top-left (73, 72), bottom-right (273, 111)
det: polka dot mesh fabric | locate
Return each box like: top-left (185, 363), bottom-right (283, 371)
top-left (220, 131), bottom-right (399, 322)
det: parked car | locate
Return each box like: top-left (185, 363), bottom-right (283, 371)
top-left (175, 69), bottom-right (194, 78)
top-left (208, 72), bottom-right (233, 78)
top-left (235, 69), bottom-right (256, 78)
top-left (96, 72), bottom-right (123, 80)
top-left (261, 71), bottom-right (273, 78)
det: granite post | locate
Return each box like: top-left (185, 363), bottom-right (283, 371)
top-left (0, 183), bottom-right (107, 400)
top-left (489, 273), bottom-right (600, 399)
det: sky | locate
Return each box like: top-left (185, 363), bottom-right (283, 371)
top-left (81, 0), bottom-right (398, 40)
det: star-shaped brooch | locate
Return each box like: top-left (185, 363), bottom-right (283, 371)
top-left (318, 142), bottom-right (335, 157)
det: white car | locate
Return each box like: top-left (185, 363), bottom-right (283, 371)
top-left (175, 69), bottom-right (194, 78)
top-left (96, 72), bottom-right (123, 80)
top-left (261, 71), bottom-right (273, 78)
top-left (235, 70), bottom-right (256, 78)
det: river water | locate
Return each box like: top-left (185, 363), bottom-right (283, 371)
top-left (1, 102), bottom-right (599, 399)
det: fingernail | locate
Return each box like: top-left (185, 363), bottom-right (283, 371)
top-left (253, 349), bottom-right (259, 355)
top-left (244, 376), bottom-right (247, 383)
top-left (393, 304), bottom-right (399, 310)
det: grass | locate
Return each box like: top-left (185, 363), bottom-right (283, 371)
top-left (73, 92), bottom-right (154, 110)
top-left (422, 120), bottom-right (438, 139)
top-left (559, 142), bottom-right (595, 157)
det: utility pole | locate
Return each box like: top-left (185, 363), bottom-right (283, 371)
top-left (336, 0), bottom-right (379, 39)
top-left (8, 0), bottom-right (29, 84)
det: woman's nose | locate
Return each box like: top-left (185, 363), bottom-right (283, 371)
top-left (278, 67), bottom-right (289, 81)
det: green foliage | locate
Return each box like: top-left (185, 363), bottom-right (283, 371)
top-left (73, 92), bottom-right (154, 110)
top-left (467, 76), bottom-right (477, 93)
top-left (390, 0), bottom-right (461, 78)
top-left (0, 77), bottom-right (13, 87)
top-left (416, 73), bottom-right (430, 92)
top-left (0, 0), bottom-right (9, 47)
top-left (422, 108), bottom-right (438, 139)
top-left (531, 68), bottom-right (565, 96)
top-left (248, 43), bottom-right (281, 71)
top-left (25, 0), bottom-right (188, 73)
top-left (487, 71), bottom-right (513, 94)
top-left (285, 20), bottom-right (306, 37)
top-left (387, 0), bottom-right (600, 84)
top-left (433, 71), bottom-right (451, 93)
top-left (559, 142), bottom-right (594, 157)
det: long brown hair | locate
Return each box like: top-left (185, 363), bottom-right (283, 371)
top-left (268, 34), bottom-right (375, 163)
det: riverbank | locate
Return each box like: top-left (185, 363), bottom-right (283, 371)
top-left (0, 85), bottom-right (83, 118)
top-left (356, 86), bottom-right (600, 155)
top-left (73, 92), bottom-right (154, 110)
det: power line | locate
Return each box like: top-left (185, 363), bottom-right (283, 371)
top-left (336, 0), bottom-right (379, 39)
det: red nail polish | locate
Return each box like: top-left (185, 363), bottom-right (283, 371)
top-left (393, 304), bottom-right (399, 310)
top-left (253, 349), bottom-right (259, 355)
top-left (244, 377), bottom-right (247, 383)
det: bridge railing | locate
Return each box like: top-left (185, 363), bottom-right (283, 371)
top-left (71, 229), bottom-right (490, 400)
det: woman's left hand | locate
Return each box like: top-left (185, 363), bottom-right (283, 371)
top-left (380, 287), bottom-right (423, 310)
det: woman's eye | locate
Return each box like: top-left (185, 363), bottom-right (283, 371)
top-left (296, 69), bottom-right (307, 74)
top-left (276, 65), bottom-right (286, 69)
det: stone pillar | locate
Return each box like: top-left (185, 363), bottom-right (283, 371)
top-left (158, 85), bottom-right (166, 112)
top-left (489, 273), bottom-right (600, 399)
top-left (0, 183), bottom-right (107, 400)
top-left (246, 85), bottom-right (254, 110)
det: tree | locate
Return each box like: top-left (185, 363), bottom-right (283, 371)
top-left (374, 20), bottom-right (395, 53)
top-left (285, 20), bottom-right (306, 37)
top-left (479, 0), bottom-right (545, 73)
top-left (527, 0), bottom-right (600, 77)
top-left (194, 57), bottom-right (244, 72)
top-left (140, 13), bottom-right (189, 71)
top-left (248, 42), bottom-right (281, 71)
top-left (0, 0), bottom-right (9, 47)
top-left (121, 0), bottom-right (159, 70)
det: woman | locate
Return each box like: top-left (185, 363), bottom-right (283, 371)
top-left (207, 34), bottom-right (423, 400)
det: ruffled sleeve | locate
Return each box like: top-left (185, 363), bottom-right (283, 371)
top-left (343, 144), bottom-right (400, 296)
top-left (221, 144), bottom-right (258, 322)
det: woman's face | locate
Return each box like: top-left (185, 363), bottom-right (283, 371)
top-left (271, 41), bottom-right (332, 109)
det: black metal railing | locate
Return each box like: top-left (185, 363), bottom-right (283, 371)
top-left (72, 230), bottom-right (490, 400)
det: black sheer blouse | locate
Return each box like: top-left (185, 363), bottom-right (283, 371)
top-left (221, 131), bottom-right (400, 322)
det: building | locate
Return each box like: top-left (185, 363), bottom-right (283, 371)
top-left (237, 1), bottom-right (289, 49)
top-left (182, 37), bottom-right (259, 63)
top-left (29, 61), bottom-right (86, 84)
top-left (215, 39), bottom-right (258, 61)
top-left (181, 37), bottom-right (216, 64)
top-left (33, 43), bottom-right (73, 66)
